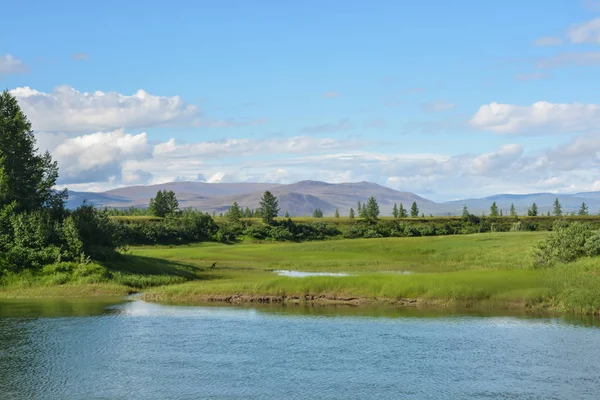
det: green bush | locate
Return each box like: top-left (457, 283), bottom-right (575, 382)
top-left (533, 222), bottom-right (597, 267)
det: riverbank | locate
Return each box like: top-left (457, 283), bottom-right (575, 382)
top-left (2, 232), bottom-right (600, 315)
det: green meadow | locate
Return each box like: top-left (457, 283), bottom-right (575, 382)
top-left (3, 231), bottom-right (600, 315)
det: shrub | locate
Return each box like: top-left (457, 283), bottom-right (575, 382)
top-left (584, 231), bottom-right (600, 257)
top-left (533, 222), bottom-right (596, 267)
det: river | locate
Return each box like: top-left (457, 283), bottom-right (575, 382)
top-left (1, 298), bottom-right (599, 399)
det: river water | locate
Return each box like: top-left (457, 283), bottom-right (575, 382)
top-left (1, 298), bottom-right (599, 399)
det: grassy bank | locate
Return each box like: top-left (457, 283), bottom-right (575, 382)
top-left (133, 231), bottom-right (600, 314)
top-left (3, 231), bottom-right (600, 315)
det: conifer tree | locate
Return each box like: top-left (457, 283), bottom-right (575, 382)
top-left (553, 198), bottom-right (562, 216)
top-left (259, 191), bottom-right (279, 224)
top-left (399, 203), bottom-right (407, 218)
top-left (392, 203), bottom-right (399, 218)
top-left (364, 196), bottom-right (380, 221)
top-left (410, 202), bottom-right (419, 217)
top-left (489, 202), bottom-right (499, 217)
top-left (228, 201), bottom-right (242, 222)
top-left (349, 208), bottom-right (355, 219)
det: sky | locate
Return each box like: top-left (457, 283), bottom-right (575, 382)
top-left (2, 0), bottom-right (600, 201)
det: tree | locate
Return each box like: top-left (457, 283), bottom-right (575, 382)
top-left (364, 196), bottom-right (380, 221)
top-left (510, 203), bottom-right (517, 217)
top-left (579, 202), bottom-right (589, 216)
top-left (392, 203), bottom-right (399, 219)
top-left (228, 201), bottom-right (242, 222)
top-left (462, 205), bottom-right (469, 219)
top-left (284, 210), bottom-right (290, 218)
top-left (399, 203), bottom-right (407, 218)
top-left (500, 209), bottom-right (503, 217)
top-left (349, 207), bottom-right (355, 219)
top-left (334, 208), bottom-right (340, 218)
top-left (259, 191), bottom-right (279, 224)
top-left (410, 202), bottom-right (419, 218)
top-left (489, 202), bottom-right (499, 217)
top-left (149, 190), bottom-right (179, 217)
top-left (527, 203), bottom-right (538, 217)
top-left (553, 198), bottom-right (562, 216)
top-left (357, 201), bottom-right (362, 216)
top-left (164, 190), bottom-right (179, 215)
top-left (0, 90), bottom-right (66, 213)
top-left (312, 208), bottom-right (323, 218)
top-left (149, 190), bottom-right (166, 217)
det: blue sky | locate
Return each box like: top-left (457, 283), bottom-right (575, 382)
top-left (3, 0), bottom-right (600, 200)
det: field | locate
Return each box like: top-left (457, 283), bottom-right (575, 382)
top-left (3, 231), bottom-right (600, 314)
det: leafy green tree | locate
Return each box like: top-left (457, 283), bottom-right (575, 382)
top-left (500, 209), bottom-right (503, 217)
top-left (399, 203), bottom-right (407, 218)
top-left (510, 203), bottom-right (517, 217)
top-left (527, 203), bottom-right (538, 217)
top-left (349, 208), bottom-right (355, 219)
top-left (579, 202), bottom-right (589, 216)
top-left (312, 208), bottom-right (323, 218)
top-left (364, 196), bottom-right (380, 221)
top-left (553, 198), bottom-right (562, 216)
top-left (284, 210), bottom-right (290, 218)
top-left (228, 201), bottom-right (242, 222)
top-left (410, 202), bottom-right (419, 218)
top-left (489, 202), bottom-right (499, 217)
top-left (357, 201), bottom-right (362, 215)
top-left (392, 203), bottom-right (399, 219)
top-left (334, 208), bottom-right (340, 218)
top-left (259, 191), bottom-right (279, 224)
top-left (0, 90), bottom-right (66, 213)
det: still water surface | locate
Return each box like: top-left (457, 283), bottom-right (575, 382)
top-left (1, 298), bottom-right (599, 399)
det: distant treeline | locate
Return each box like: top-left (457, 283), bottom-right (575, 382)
top-left (101, 190), bottom-right (600, 245)
top-left (110, 212), bottom-right (600, 245)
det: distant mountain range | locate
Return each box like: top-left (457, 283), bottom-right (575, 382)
top-left (66, 180), bottom-right (600, 216)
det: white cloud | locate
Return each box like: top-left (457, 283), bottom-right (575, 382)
top-left (300, 119), bottom-right (354, 134)
top-left (515, 72), bottom-right (550, 81)
top-left (11, 86), bottom-right (199, 132)
top-left (152, 136), bottom-right (360, 159)
top-left (421, 101), bottom-right (456, 113)
top-left (71, 53), bottom-right (90, 61)
top-left (469, 101), bottom-right (600, 134)
top-left (0, 54), bottom-right (28, 74)
top-left (532, 36), bottom-right (563, 46)
top-left (38, 129), bottom-right (151, 184)
top-left (568, 17), bottom-right (600, 44)
top-left (536, 51), bottom-right (600, 68)
top-left (471, 144), bottom-right (523, 174)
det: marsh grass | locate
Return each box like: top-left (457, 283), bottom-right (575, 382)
top-left (131, 232), bottom-right (546, 272)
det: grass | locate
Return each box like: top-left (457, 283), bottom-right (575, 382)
top-left (3, 231), bottom-right (600, 315)
top-left (131, 232), bottom-right (546, 273)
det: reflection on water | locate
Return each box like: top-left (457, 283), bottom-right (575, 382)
top-left (273, 270), bottom-right (350, 277)
top-left (1, 298), bottom-right (600, 399)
